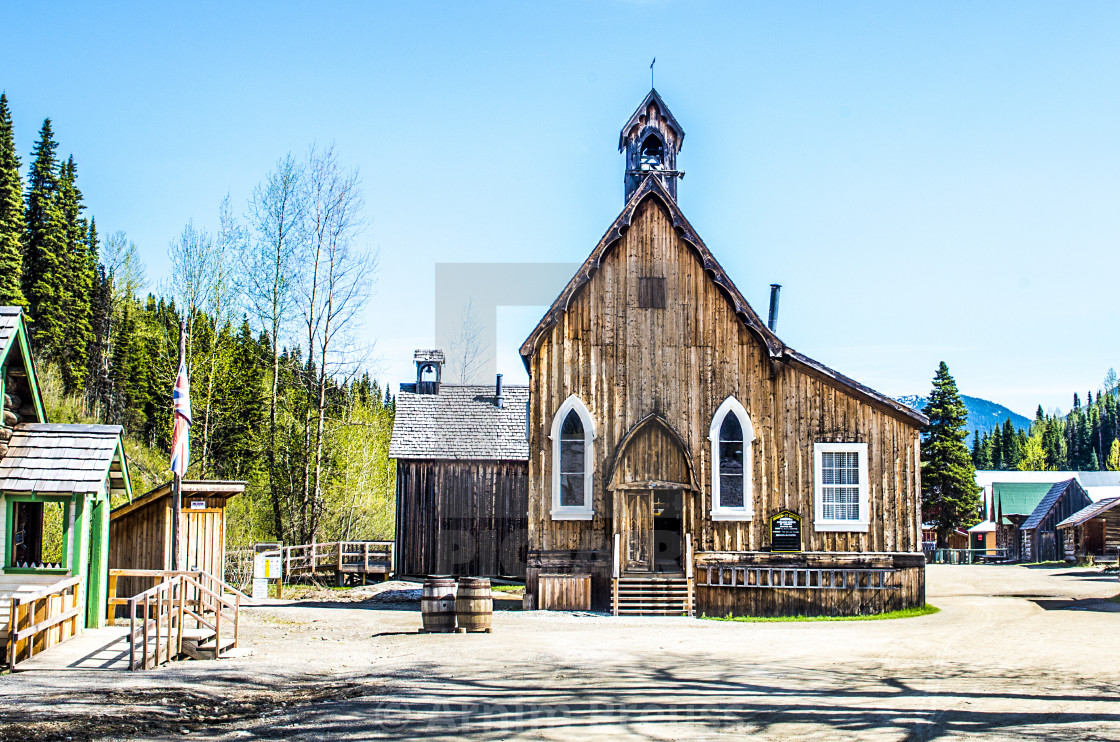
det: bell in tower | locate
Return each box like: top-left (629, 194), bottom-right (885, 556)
top-left (619, 89), bottom-right (685, 203)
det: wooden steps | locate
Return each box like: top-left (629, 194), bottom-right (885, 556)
top-left (613, 576), bottom-right (694, 616)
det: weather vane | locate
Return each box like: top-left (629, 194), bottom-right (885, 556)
top-left (651, 57), bottom-right (656, 88)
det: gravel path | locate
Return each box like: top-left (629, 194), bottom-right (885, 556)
top-left (1, 565), bottom-right (1117, 741)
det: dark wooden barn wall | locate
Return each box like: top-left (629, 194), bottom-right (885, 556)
top-left (525, 198), bottom-right (923, 607)
top-left (395, 459), bottom-right (528, 579)
top-left (1022, 485), bottom-right (1092, 562)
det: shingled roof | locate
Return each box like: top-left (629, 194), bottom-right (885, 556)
top-left (0, 423), bottom-right (129, 497)
top-left (390, 384), bottom-right (529, 461)
top-left (0, 307), bottom-right (21, 352)
top-left (1021, 479), bottom-right (1087, 531)
top-left (1056, 497), bottom-right (1120, 530)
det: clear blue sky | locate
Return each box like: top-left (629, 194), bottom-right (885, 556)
top-left (4, 1), bottom-right (1119, 416)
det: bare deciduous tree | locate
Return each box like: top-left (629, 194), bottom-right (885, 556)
top-left (448, 299), bottom-right (489, 384)
top-left (168, 220), bottom-right (217, 368)
top-left (199, 194), bottom-right (245, 476)
top-left (297, 144), bottom-right (375, 542)
top-left (245, 153), bottom-right (305, 541)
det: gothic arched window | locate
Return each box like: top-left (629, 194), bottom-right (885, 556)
top-left (550, 395), bottom-right (595, 520)
top-left (709, 396), bottom-right (755, 520)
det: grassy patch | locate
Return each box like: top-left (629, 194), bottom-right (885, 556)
top-left (701, 604), bottom-right (940, 623)
top-left (1107, 594), bottom-right (1120, 605)
top-left (491, 585), bottom-right (525, 593)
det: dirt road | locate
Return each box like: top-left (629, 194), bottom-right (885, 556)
top-left (2, 565), bottom-right (1118, 741)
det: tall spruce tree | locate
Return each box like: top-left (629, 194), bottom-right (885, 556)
top-left (0, 93), bottom-right (27, 307)
top-left (56, 155), bottom-right (94, 392)
top-left (23, 118), bottom-right (68, 359)
top-left (921, 362), bottom-right (982, 546)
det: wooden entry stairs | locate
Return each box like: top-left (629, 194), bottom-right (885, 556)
top-left (613, 575), bottom-right (695, 616)
top-left (610, 533), bottom-right (696, 617)
top-left (109, 569), bottom-right (245, 670)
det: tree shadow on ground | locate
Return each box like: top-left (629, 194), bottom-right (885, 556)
top-left (237, 658), bottom-right (1119, 741)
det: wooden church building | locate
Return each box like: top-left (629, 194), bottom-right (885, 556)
top-left (519, 90), bottom-right (929, 616)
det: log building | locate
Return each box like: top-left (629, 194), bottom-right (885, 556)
top-left (519, 90), bottom-right (929, 616)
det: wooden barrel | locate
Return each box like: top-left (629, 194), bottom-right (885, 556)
top-left (456, 577), bottom-right (493, 633)
top-left (420, 577), bottom-right (457, 633)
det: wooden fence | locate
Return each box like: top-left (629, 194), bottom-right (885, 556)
top-left (271, 541), bottom-right (394, 580)
top-left (4, 576), bottom-right (83, 669)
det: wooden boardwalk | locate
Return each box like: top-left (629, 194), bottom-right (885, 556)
top-left (14, 626), bottom-right (131, 671)
top-left (274, 541), bottom-right (394, 585)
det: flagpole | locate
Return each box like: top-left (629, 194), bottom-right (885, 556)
top-left (172, 318), bottom-right (186, 572)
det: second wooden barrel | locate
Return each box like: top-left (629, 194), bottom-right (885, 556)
top-left (420, 577), bottom-right (457, 633)
top-left (456, 577), bottom-right (493, 633)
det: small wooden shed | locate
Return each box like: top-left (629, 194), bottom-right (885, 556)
top-left (108, 480), bottom-right (244, 598)
top-left (1057, 497), bottom-right (1120, 561)
top-left (390, 353), bottom-right (529, 579)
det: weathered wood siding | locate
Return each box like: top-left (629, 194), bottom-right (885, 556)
top-left (108, 494), bottom-right (228, 600)
top-left (526, 197), bottom-right (923, 606)
top-left (395, 459), bottom-right (528, 579)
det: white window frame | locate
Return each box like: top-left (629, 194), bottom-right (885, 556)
top-left (550, 394), bottom-right (596, 520)
top-left (813, 442), bottom-right (870, 532)
top-left (709, 396), bottom-right (755, 521)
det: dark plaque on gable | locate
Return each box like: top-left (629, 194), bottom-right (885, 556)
top-left (770, 510), bottom-right (803, 553)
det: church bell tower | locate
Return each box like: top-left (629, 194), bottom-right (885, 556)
top-left (619, 89), bottom-right (685, 203)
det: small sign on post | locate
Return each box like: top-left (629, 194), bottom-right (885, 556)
top-left (189, 500), bottom-right (207, 510)
top-left (770, 510), bottom-right (803, 553)
top-left (253, 549), bottom-right (283, 599)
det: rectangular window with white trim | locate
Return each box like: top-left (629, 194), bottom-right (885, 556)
top-left (813, 442), bottom-right (869, 532)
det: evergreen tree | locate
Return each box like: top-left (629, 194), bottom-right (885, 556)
top-left (921, 362), bottom-right (982, 546)
top-left (23, 118), bottom-right (68, 359)
top-left (991, 425), bottom-right (1003, 470)
top-left (0, 93), bottom-right (27, 307)
top-left (1002, 419), bottom-right (1021, 469)
top-left (976, 431), bottom-right (993, 470)
top-left (56, 155), bottom-right (94, 392)
top-left (971, 431), bottom-right (982, 467)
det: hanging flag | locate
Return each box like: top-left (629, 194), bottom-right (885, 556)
top-left (170, 360), bottom-right (192, 476)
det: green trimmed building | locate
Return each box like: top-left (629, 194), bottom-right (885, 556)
top-left (0, 307), bottom-right (133, 662)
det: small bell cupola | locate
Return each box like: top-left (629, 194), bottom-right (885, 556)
top-left (619, 89), bottom-right (685, 203)
top-left (414, 349), bottom-right (444, 394)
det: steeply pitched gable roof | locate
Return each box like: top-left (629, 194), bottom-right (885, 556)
top-left (518, 175), bottom-right (927, 428)
top-left (1056, 497), bottom-right (1120, 529)
top-left (0, 423), bottom-right (131, 499)
top-left (1021, 478), bottom-right (1088, 531)
top-left (390, 384), bottom-right (529, 461)
top-left (618, 88), bottom-right (684, 151)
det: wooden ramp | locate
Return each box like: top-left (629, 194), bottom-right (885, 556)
top-left (13, 626), bottom-right (131, 671)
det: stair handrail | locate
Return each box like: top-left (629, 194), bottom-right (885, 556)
top-left (127, 576), bottom-right (182, 670)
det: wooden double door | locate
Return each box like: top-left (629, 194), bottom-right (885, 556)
top-left (622, 488), bottom-right (685, 574)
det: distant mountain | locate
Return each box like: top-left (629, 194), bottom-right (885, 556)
top-left (895, 394), bottom-right (1032, 439)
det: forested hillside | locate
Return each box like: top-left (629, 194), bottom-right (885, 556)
top-left (0, 93), bottom-right (394, 549)
top-left (968, 382), bottom-right (1120, 472)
